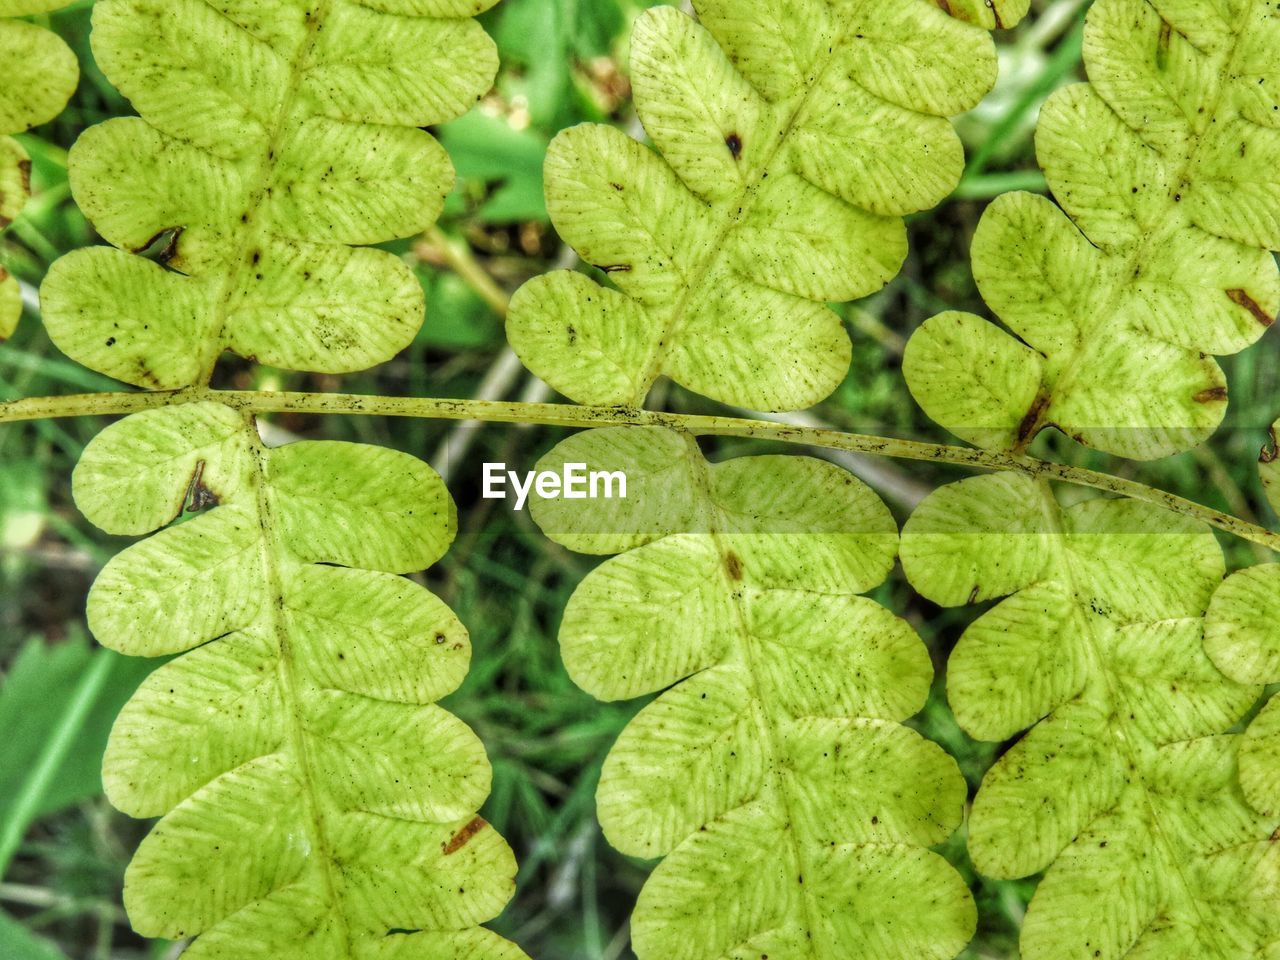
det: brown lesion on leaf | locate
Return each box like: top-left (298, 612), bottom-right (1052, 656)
top-left (1015, 389), bottom-right (1051, 449)
top-left (184, 460), bottom-right (221, 513)
top-left (1156, 19), bottom-right (1173, 71)
top-left (0, 158), bottom-right (32, 229)
top-left (1261, 424), bottom-right (1278, 464)
top-left (443, 816), bottom-right (487, 855)
top-left (723, 550), bottom-right (743, 581)
top-left (725, 133), bottom-right (742, 159)
top-left (1193, 385), bottom-right (1228, 404)
top-left (1227, 288), bottom-right (1275, 327)
top-left (132, 225), bottom-right (185, 268)
top-left (934, 0), bottom-right (953, 16)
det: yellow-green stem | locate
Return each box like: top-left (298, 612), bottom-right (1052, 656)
top-left (2, 386), bottom-right (1276, 552)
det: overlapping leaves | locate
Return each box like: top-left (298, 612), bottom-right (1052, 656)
top-left (41, 0), bottom-right (499, 388)
top-left (902, 473), bottom-right (1279, 958)
top-left (74, 402), bottom-right (527, 960)
top-left (1202, 416), bottom-right (1280, 819)
top-left (906, 0), bottom-right (1280, 459)
top-left (532, 426), bottom-right (974, 960)
top-left (0, 0), bottom-right (78, 338)
top-left (508, 0), bottom-right (1013, 413)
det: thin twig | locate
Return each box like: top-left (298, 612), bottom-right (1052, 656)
top-left (2, 387), bottom-right (1277, 551)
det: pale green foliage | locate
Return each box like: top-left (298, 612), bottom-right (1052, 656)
top-left (0, 0), bottom-right (79, 338)
top-left (74, 402), bottom-right (527, 960)
top-left (906, 0), bottom-right (1280, 459)
top-left (1205, 562), bottom-right (1280, 818)
top-left (532, 426), bottom-right (974, 960)
top-left (938, 0), bottom-right (1028, 29)
top-left (40, 0), bottom-right (499, 389)
top-left (902, 472), bottom-right (1280, 959)
top-left (508, 0), bottom-right (1009, 413)
top-left (1203, 425), bottom-right (1280, 819)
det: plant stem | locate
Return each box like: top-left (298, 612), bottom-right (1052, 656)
top-left (0, 650), bottom-right (116, 879)
top-left (1, 387), bottom-right (1276, 551)
top-left (422, 227), bottom-right (512, 317)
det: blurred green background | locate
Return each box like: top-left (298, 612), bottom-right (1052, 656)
top-left (1, 1), bottom-right (1277, 957)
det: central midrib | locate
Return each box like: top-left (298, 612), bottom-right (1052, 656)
top-left (630, 20), bottom-right (860, 406)
top-left (245, 411), bottom-right (354, 955)
top-left (682, 433), bottom-right (828, 955)
top-left (1023, 8), bottom-right (1253, 446)
top-left (193, 0), bottom-right (336, 386)
top-left (1037, 477), bottom-right (1233, 960)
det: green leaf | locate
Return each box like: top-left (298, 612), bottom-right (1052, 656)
top-left (0, 2), bottom-right (78, 341)
top-left (905, 0), bottom-right (1280, 460)
top-left (0, 11), bottom-right (77, 138)
top-left (936, 0), bottom-right (1028, 29)
top-left (0, 266), bottom-right (16, 340)
top-left (1205, 561), bottom-right (1280, 817)
top-left (508, 1), bottom-right (1001, 412)
top-left (531, 427), bottom-right (974, 960)
top-left (74, 402), bottom-right (526, 959)
top-left (40, 0), bottom-right (499, 389)
top-left (437, 110), bottom-right (549, 224)
top-left (901, 472), bottom-right (1277, 958)
top-left (0, 910), bottom-right (68, 960)
top-left (0, 638), bottom-right (153, 876)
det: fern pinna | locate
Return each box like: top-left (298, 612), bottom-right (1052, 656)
top-left (26, 0), bottom-right (529, 955)
top-left (0, 0), bottom-right (78, 337)
top-left (896, 1), bottom-right (1280, 957)
top-left (41, 0), bottom-right (500, 388)
top-left (75, 402), bottom-right (523, 958)
top-left (510, 0), bottom-right (1016, 955)
top-left (507, 0), bottom-right (1008, 411)
top-left (530, 426), bottom-right (974, 959)
top-left (905, 0), bottom-right (1280, 459)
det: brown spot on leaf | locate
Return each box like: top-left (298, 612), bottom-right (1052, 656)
top-left (1193, 386), bottom-right (1228, 403)
top-left (132, 226), bottom-right (185, 266)
top-left (1261, 425), bottom-right (1278, 464)
top-left (185, 460), bottom-right (221, 513)
top-left (725, 133), bottom-right (742, 158)
top-left (1227, 288), bottom-right (1275, 326)
top-left (443, 816), bottom-right (487, 855)
top-left (723, 551), bottom-right (743, 581)
top-left (934, 0), bottom-right (953, 15)
top-left (1016, 390), bottom-right (1050, 447)
top-left (1156, 20), bottom-right (1172, 70)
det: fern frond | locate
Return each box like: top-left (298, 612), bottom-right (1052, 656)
top-left (532, 426), bottom-right (974, 960)
top-left (1202, 419), bottom-right (1280, 818)
top-left (74, 401), bottom-right (527, 960)
top-left (901, 472), bottom-right (1280, 958)
top-left (905, 0), bottom-right (1280, 459)
top-left (508, 0), bottom-right (1011, 413)
top-left (39, 0), bottom-right (498, 388)
top-left (0, 0), bottom-right (78, 338)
